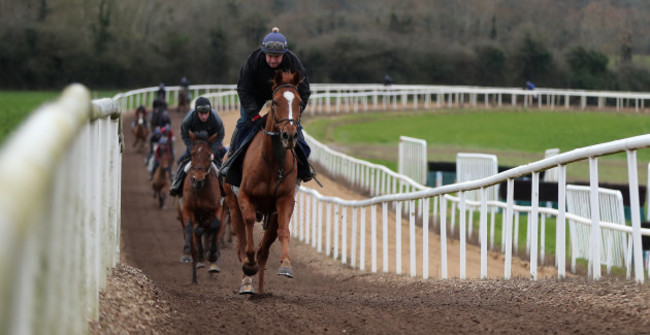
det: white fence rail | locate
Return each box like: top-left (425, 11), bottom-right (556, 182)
top-left (301, 124), bottom-right (650, 284)
top-left (398, 136), bottom-right (427, 185)
top-left (0, 84), bottom-right (123, 335)
top-left (4, 82), bottom-right (650, 334)
top-left (123, 83), bottom-right (650, 115)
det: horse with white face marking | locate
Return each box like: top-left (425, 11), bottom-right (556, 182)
top-left (223, 70), bottom-right (303, 295)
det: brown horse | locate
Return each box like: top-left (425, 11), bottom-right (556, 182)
top-left (151, 144), bottom-right (172, 209)
top-left (223, 71), bottom-right (303, 295)
top-left (132, 114), bottom-right (149, 152)
top-left (175, 131), bottom-right (225, 284)
top-left (178, 86), bottom-right (190, 114)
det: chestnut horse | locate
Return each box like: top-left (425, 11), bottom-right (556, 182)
top-left (151, 144), bottom-right (172, 209)
top-left (223, 71), bottom-right (303, 295)
top-left (132, 114), bottom-right (149, 152)
top-left (175, 130), bottom-right (225, 284)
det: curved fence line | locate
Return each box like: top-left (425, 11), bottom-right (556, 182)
top-left (121, 83), bottom-right (650, 115)
top-left (299, 129), bottom-right (650, 283)
top-left (3, 82), bottom-right (650, 334)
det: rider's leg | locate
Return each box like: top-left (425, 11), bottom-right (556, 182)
top-left (170, 153), bottom-right (189, 196)
top-left (296, 126), bottom-right (316, 183)
top-left (220, 107), bottom-right (248, 177)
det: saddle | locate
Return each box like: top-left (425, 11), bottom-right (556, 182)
top-left (223, 115), bottom-right (268, 187)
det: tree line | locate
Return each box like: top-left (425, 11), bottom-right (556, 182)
top-left (1, 0), bottom-right (649, 92)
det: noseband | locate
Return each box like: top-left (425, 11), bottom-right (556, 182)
top-left (263, 84), bottom-right (301, 137)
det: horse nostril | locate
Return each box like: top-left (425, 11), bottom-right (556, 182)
top-left (292, 133), bottom-right (298, 141)
top-left (281, 132), bottom-right (289, 141)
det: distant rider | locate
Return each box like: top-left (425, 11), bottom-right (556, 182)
top-left (169, 97), bottom-right (226, 197)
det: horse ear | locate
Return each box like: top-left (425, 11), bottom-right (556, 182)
top-left (291, 71), bottom-right (301, 86)
top-left (189, 130), bottom-right (196, 141)
top-left (208, 133), bottom-right (218, 143)
top-left (273, 70), bottom-right (284, 87)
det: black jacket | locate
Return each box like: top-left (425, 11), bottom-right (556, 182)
top-left (237, 49), bottom-right (311, 120)
top-left (180, 109), bottom-right (225, 155)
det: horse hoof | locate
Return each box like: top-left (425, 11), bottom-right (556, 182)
top-left (239, 284), bottom-right (256, 295)
top-left (197, 262), bottom-right (205, 269)
top-left (208, 263), bottom-right (220, 273)
top-left (277, 259), bottom-right (293, 278)
top-left (239, 277), bottom-right (255, 295)
top-left (242, 263), bottom-right (259, 276)
top-left (179, 255), bottom-right (192, 263)
top-left (277, 266), bottom-right (294, 278)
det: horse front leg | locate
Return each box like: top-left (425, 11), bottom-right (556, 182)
top-left (190, 221), bottom-right (201, 284)
top-left (256, 214), bottom-right (279, 294)
top-left (179, 208), bottom-right (192, 263)
top-left (208, 214), bottom-right (222, 273)
top-left (275, 197), bottom-right (295, 278)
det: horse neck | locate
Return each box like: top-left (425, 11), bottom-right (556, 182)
top-left (262, 117), bottom-right (288, 167)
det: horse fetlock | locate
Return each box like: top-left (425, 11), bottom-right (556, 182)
top-left (242, 262), bottom-right (259, 276)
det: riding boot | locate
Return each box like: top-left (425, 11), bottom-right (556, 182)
top-left (169, 169), bottom-right (187, 197)
top-left (219, 126), bottom-right (240, 178)
top-left (296, 151), bottom-right (317, 183)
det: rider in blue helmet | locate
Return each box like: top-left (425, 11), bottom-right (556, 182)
top-left (219, 27), bottom-right (317, 185)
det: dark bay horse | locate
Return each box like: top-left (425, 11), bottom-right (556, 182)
top-left (178, 86), bottom-right (190, 114)
top-left (223, 71), bottom-right (303, 295)
top-left (151, 144), bottom-right (172, 209)
top-left (132, 114), bottom-right (149, 152)
top-left (175, 131), bottom-right (225, 284)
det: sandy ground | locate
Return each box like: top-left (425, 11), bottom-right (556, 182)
top-left (89, 106), bottom-right (650, 335)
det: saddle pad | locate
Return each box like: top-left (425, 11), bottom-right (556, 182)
top-left (224, 116), bottom-right (267, 187)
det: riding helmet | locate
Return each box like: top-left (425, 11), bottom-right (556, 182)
top-left (261, 27), bottom-right (288, 54)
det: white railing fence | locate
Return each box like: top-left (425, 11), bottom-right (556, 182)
top-left (398, 136), bottom-right (427, 185)
top-left (0, 84), bottom-right (123, 335)
top-left (3, 82), bottom-right (650, 334)
top-left (299, 130), bottom-right (650, 283)
top-left (127, 83), bottom-right (650, 116)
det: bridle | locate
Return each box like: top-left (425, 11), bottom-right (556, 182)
top-left (190, 140), bottom-right (214, 190)
top-left (263, 84), bottom-right (301, 137)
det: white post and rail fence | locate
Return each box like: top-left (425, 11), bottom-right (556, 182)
top-left (2, 82), bottom-right (650, 334)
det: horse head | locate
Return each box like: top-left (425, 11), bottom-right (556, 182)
top-left (189, 130), bottom-right (217, 190)
top-left (267, 71), bottom-right (302, 150)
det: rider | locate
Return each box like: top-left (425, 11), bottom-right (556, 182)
top-left (220, 27), bottom-right (316, 184)
top-left (157, 83), bottom-right (166, 101)
top-left (131, 105), bottom-right (149, 129)
top-left (169, 96), bottom-right (226, 197)
top-left (181, 76), bottom-right (190, 89)
top-left (149, 136), bottom-right (173, 181)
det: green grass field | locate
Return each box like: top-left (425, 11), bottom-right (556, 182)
top-left (304, 108), bottom-right (650, 275)
top-left (0, 90), bottom-right (120, 146)
top-left (304, 109), bottom-right (650, 183)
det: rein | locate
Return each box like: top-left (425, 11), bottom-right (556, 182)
top-left (259, 83), bottom-right (300, 205)
top-left (262, 84), bottom-right (301, 137)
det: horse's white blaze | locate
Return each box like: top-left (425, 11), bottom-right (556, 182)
top-left (283, 91), bottom-right (295, 120)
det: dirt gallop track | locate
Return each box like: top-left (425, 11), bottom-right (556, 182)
top-left (92, 108), bottom-right (650, 334)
